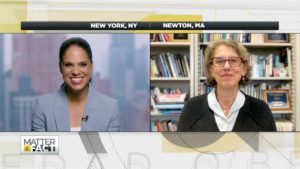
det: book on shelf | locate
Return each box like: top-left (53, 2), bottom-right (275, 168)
top-left (168, 53), bottom-right (179, 77)
top-left (151, 86), bottom-right (187, 101)
top-left (159, 110), bottom-right (182, 115)
top-left (250, 34), bottom-right (265, 43)
top-left (198, 81), bottom-right (214, 95)
top-left (250, 48), bottom-right (291, 78)
top-left (198, 46), bottom-right (205, 77)
top-left (183, 54), bottom-right (191, 77)
top-left (150, 86), bottom-right (188, 113)
top-left (275, 119), bottom-right (293, 131)
top-left (151, 33), bottom-right (190, 43)
top-left (154, 104), bottom-right (184, 110)
top-left (157, 93), bottom-right (187, 103)
top-left (200, 33), bottom-right (266, 43)
top-left (150, 53), bottom-right (190, 78)
top-left (151, 33), bottom-right (172, 42)
top-left (151, 120), bottom-right (178, 131)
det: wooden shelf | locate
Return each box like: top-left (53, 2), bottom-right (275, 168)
top-left (151, 42), bottom-right (192, 47)
top-left (242, 43), bottom-right (292, 47)
top-left (272, 110), bottom-right (293, 114)
top-left (251, 77), bottom-right (293, 80)
top-left (200, 42), bottom-right (292, 47)
top-left (151, 77), bottom-right (191, 81)
top-left (151, 112), bottom-right (181, 116)
top-left (199, 77), bottom-right (293, 81)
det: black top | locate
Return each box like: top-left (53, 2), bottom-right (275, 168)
top-left (177, 93), bottom-right (277, 132)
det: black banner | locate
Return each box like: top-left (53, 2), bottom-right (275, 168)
top-left (21, 21), bottom-right (279, 30)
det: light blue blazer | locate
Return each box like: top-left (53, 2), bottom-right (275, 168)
top-left (31, 83), bottom-right (121, 131)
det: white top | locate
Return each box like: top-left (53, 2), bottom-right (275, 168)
top-left (207, 89), bottom-right (245, 131)
top-left (70, 127), bottom-right (81, 132)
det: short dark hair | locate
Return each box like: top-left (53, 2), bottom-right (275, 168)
top-left (59, 37), bottom-right (93, 63)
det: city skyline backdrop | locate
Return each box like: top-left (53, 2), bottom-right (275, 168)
top-left (0, 34), bottom-right (150, 131)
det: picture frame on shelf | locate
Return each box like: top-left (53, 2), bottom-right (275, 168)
top-left (171, 33), bottom-right (190, 42)
top-left (262, 90), bottom-right (292, 111)
top-left (264, 33), bottom-right (289, 43)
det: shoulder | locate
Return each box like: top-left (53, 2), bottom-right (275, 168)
top-left (245, 94), bottom-right (272, 117)
top-left (35, 91), bottom-right (59, 106)
top-left (178, 94), bottom-right (209, 131)
top-left (244, 94), bottom-right (270, 113)
top-left (184, 94), bottom-right (207, 109)
top-left (243, 94), bottom-right (276, 131)
top-left (89, 86), bottom-right (118, 105)
top-left (32, 90), bottom-right (60, 119)
top-left (182, 94), bottom-right (208, 115)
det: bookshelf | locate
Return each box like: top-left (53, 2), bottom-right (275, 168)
top-left (195, 33), bottom-right (296, 131)
top-left (150, 33), bottom-right (196, 131)
top-left (296, 34), bottom-right (300, 131)
top-left (149, 33), bottom-right (298, 131)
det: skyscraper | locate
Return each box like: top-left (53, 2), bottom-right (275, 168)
top-left (4, 71), bottom-right (11, 131)
top-left (0, 35), bottom-right (4, 130)
top-left (10, 75), bottom-right (36, 131)
top-left (134, 45), bottom-right (149, 91)
top-left (9, 34), bottom-right (66, 131)
top-left (108, 34), bottom-right (136, 131)
top-left (10, 34), bottom-right (66, 95)
top-left (108, 34), bottom-right (135, 101)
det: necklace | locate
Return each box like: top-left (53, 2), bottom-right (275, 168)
top-left (216, 94), bottom-right (237, 112)
top-left (217, 98), bottom-right (234, 111)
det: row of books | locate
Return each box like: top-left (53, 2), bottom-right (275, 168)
top-left (151, 86), bottom-right (188, 103)
top-left (150, 86), bottom-right (187, 112)
top-left (151, 120), bottom-right (178, 131)
top-left (240, 83), bottom-right (290, 100)
top-left (150, 33), bottom-right (172, 42)
top-left (198, 46), bottom-right (205, 77)
top-left (250, 49), bottom-right (291, 78)
top-left (198, 81), bottom-right (213, 95)
top-left (150, 53), bottom-right (190, 78)
top-left (199, 33), bottom-right (266, 43)
top-left (275, 120), bottom-right (293, 131)
top-left (198, 81), bottom-right (290, 99)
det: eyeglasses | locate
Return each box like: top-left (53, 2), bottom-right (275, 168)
top-left (212, 57), bottom-right (243, 67)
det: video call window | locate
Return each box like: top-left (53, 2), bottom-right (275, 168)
top-left (150, 33), bottom-right (295, 132)
top-left (0, 34), bottom-right (150, 132)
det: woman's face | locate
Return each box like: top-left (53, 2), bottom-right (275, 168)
top-left (60, 45), bottom-right (93, 92)
top-left (209, 45), bottom-right (246, 90)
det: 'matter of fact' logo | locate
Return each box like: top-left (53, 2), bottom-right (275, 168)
top-left (21, 136), bottom-right (58, 154)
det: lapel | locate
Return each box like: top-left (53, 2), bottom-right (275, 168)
top-left (53, 83), bottom-right (102, 131)
top-left (81, 84), bottom-right (102, 131)
top-left (190, 95), bottom-right (219, 132)
top-left (232, 95), bottom-right (254, 131)
top-left (53, 84), bottom-right (70, 131)
top-left (232, 107), bottom-right (249, 131)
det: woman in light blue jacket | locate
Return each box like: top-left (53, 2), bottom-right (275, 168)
top-left (31, 37), bottom-right (120, 131)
